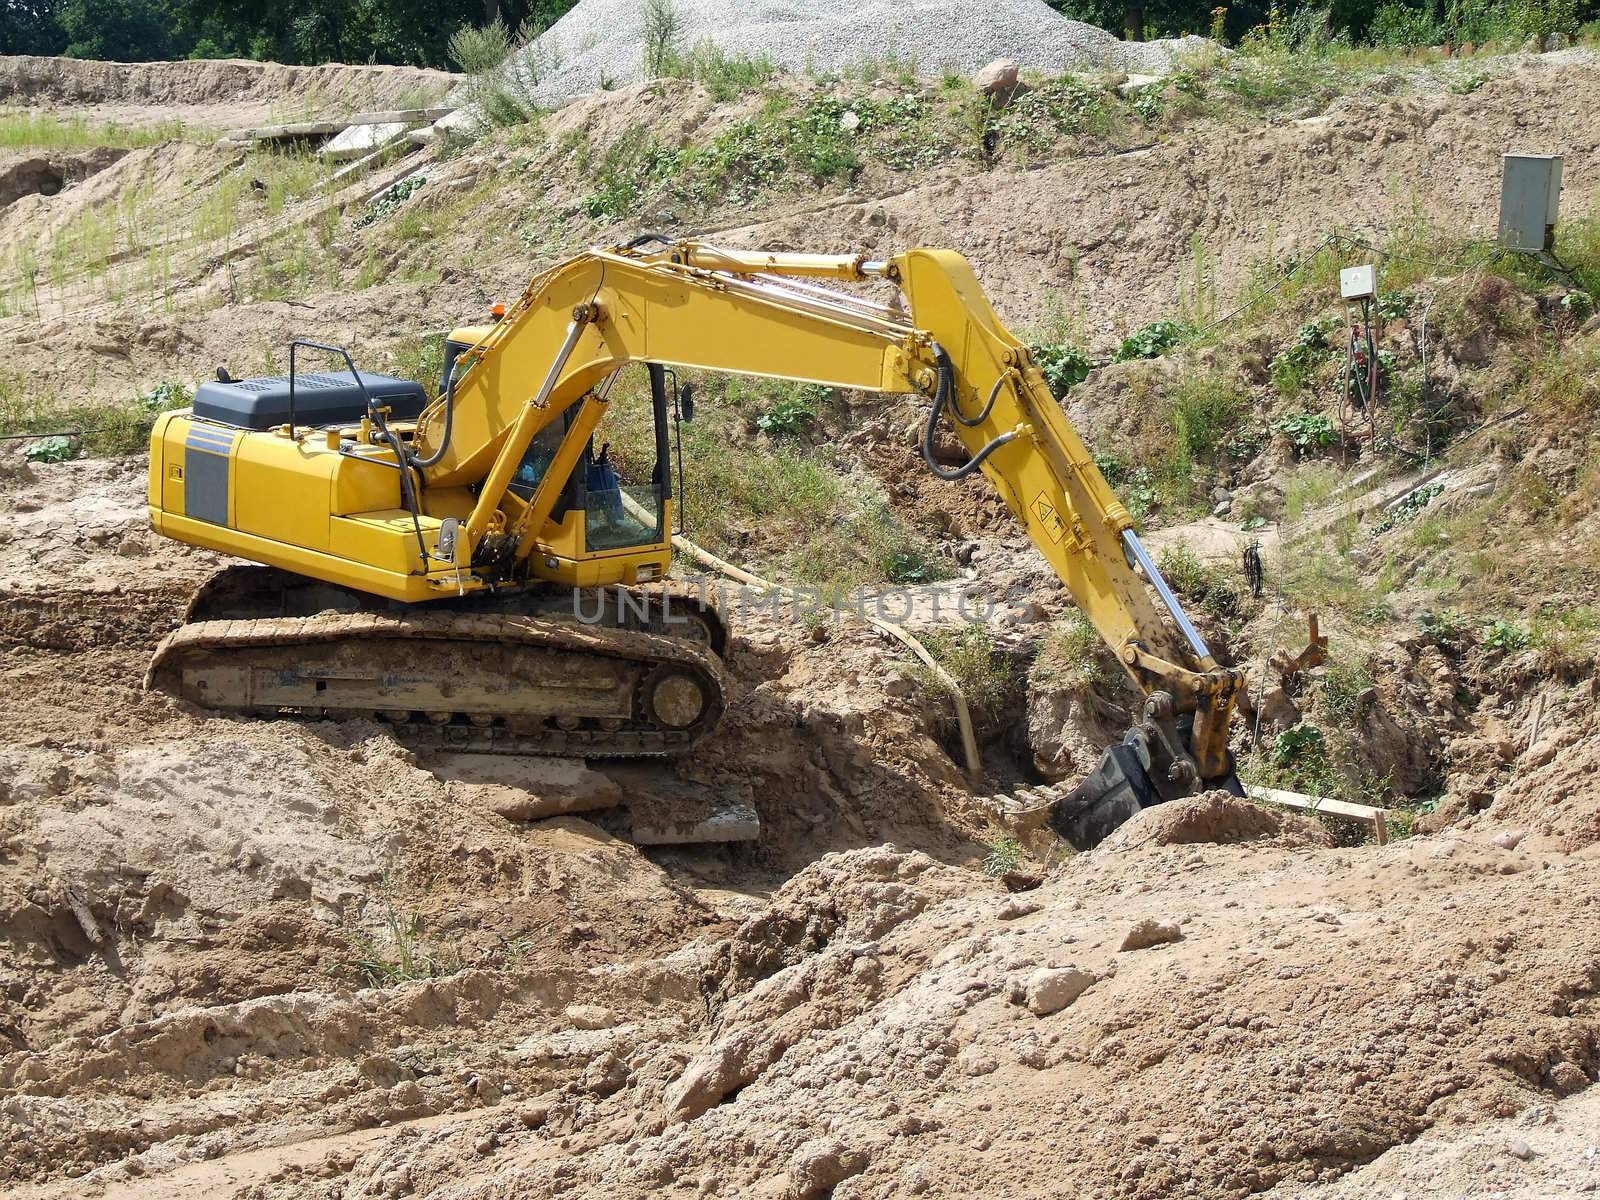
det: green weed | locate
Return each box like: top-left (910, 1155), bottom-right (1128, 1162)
top-left (924, 624), bottom-right (1014, 712)
top-left (1031, 615), bottom-right (1112, 691)
top-left (0, 374), bottom-right (190, 457)
top-left (664, 41), bottom-right (778, 100)
top-left (982, 835), bottom-right (1024, 877)
top-left (346, 899), bottom-right (459, 987)
top-left (1170, 371), bottom-right (1248, 465)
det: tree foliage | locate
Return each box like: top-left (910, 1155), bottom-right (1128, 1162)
top-left (0, 0), bottom-right (582, 65)
top-left (3, 0), bottom-right (1598, 68)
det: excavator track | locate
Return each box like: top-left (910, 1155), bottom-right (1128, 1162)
top-left (147, 573), bottom-right (728, 757)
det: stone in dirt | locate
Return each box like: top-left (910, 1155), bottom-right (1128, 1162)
top-left (664, 1028), bottom-right (775, 1123)
top-left (1011, 965), bottom-right (1098, 1015)
top-left (1117, 73), bottom-right (1164, 98)
top-left (426, 753), bottom-right (622, 821)
top-left (786, 1138), bottom-right (867, 1199)
top-left (974, 59), bottom-right (1019, 97)
top-left (1120, 916), bottom-right (1183, 951)
top-left (629, 802), bottom-right (761, 845)
top-left (565, 1004), bottom-right (618, 1030)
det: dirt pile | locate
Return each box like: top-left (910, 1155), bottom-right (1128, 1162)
top-left (0, 54), bottom-right (450, 114)
top-left (521, 0), bottom-right (1210, 106)
top-left (1096, 790), bottom-right (1336, 850)
top-left (263, 830), bottom-right (1600, 1200)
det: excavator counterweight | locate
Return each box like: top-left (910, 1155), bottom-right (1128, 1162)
top-left (146, 237), bottom-right (1254, 845)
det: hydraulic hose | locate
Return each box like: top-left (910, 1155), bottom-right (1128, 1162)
top-left (405, 358), bottom-right (456, 470)
top-left (948, 373), bottom-right (1005, 427)
top-left (920, 345), bottom-right (1020, 481)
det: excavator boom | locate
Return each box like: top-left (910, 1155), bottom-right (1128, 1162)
top-left (147, 238), bottom-right (1250, 844)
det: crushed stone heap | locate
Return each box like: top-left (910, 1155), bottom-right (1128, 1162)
top-left (517, 0), bottom-right (1212, 106)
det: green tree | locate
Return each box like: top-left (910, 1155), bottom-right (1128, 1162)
top-left (1048, 0), bottom-right (1276, 40)
top-left (1, 0), bottom-right (67, 54)
top-left (60, 0), bottom-right (171, 59)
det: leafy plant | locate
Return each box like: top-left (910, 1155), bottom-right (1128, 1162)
top-left (885, 549), bottom-right (935, 584)
top-left (142, 380), bottom-right (192, 411)
top-left (1131, 89), bottom-right (1164, 123)
top-left (1225, 427), bottom-right (1268, 460)
top-left (354, 175), bottom-right (427, 229)
top-left (1372, 481), bottom-right (1442, 534)
top-left (1375, 290), bottom-right (1413, 319)
top-left (756, 394), bottom-right (818, 436)
top-left (1113, 319), bottom-right (1187, 363)
top-left (22, 435), bottom-right (74, 463)
top-left (1275, 410), bottom-right (1338, 456)
top-left (1484, 619), bottom-right (1531, 652)
top-left (1271, 315), bottom-right (1340, 398)
top-left (1418, 608), bottom-right (1466, 646)
top-left (989, 75), bottom-right (1107, 154)
top-left (1033, 342), bottom-right (1092, 396)
top-left (1273, 723), bottom-right (1326, 769)
top-left (578, 127), bottom-right (678, 220)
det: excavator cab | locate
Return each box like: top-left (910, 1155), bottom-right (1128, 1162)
top-left (448, 325), bottom-right (681, 589)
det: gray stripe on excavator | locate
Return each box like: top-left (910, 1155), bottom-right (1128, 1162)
top-left (185, 447), bottom-right (230, 526)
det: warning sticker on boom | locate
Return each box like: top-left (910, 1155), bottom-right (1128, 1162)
top-left (1032, 492), bottom-right (1067, 544)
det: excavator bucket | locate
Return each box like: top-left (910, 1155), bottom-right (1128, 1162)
top-left (1045, 738), bottom-right (1158, 849)
top-left (1045, 735), bottom-right (1247, 850)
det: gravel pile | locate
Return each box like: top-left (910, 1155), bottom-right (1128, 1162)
top-left (514, 0), bottom-right (1214, 106)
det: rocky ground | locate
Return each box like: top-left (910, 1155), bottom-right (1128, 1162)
top-left (1, 47), bottom-right (1598, 1200)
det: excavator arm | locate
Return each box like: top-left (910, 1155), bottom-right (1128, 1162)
top-left (414, 239), bottom-right (1247, 830)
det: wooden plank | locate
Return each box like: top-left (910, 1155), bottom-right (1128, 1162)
top-left (1245, 783), bottom-right (1391, 845)
top-left (62, 885), bottom-right (104, 946)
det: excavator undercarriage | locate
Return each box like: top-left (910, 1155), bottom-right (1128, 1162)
top-left (148, 566), bottom-right (729, 757)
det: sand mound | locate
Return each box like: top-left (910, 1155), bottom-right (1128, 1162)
top-left (519, 0), bottom-right (1212, 106)
top-left (1096, 791), bottom-right (1337, 851)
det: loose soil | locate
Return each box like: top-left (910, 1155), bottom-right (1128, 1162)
top-left (1, 48), bottom-right (1598, 1200)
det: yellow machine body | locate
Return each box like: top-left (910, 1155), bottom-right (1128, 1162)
top-left (147, 239), bottom-right (1293, 815)
top-left (148, 410), bottom-right (674, 602)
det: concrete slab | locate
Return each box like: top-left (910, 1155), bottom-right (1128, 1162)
top-left (599, 766), bottom-right (762, 845)
top-left (630, 803), bottom-right (762, 846)
top-left (321, 121), bottom-right (409, 160)
top-left (1116, 73), bottom-right (1164, 98)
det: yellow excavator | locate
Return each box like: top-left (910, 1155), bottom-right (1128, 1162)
top-left (146, 237), bottom-right (1283, 846)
